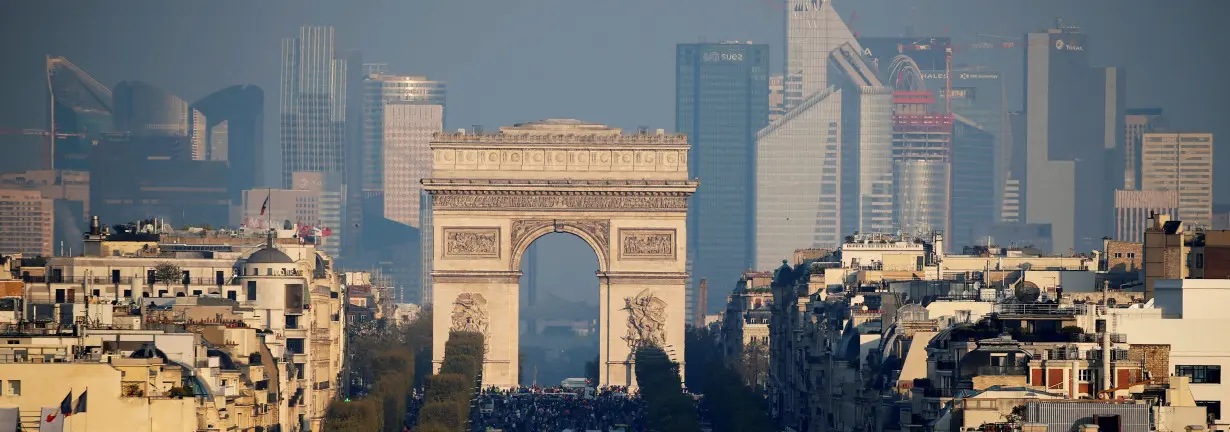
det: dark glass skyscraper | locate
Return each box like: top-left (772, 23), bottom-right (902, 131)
top-left (1024, 26), bottom-right (1124, 253)
top-left (676, 42), bottom-right (769, 319)
top-left (46, 56), bottom-right (113, 171)
top-left (193, 85), bottom-right (265, 203)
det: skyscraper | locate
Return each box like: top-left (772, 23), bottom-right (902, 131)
top-left (755, 87), bottom-right (842, 269)
top-left (362, 74), bottom-right (446, 214)
top-left (831, 43), bottom-right (894, 237)
top-left (1140, 132), bottom-right (1214, 229)
top-left (676, 42), bottom-right (769, 315)
top-left (46, 56), bottom-right (113, 172)
top-left (359, 72), bottom-right (445, 301)
top-left (1024, 25), bottom-right (1124, 253)
top-left (192, 85), bottom-right (265, 203)
top-left (280, 26), bottom-right (348, 189)
top-left (111, 81), bottom-right (203, 157)
top-left (951, 115), bottom-right (997, 247)
top-left (783, 0), bottom-right (860, 110)
top-left (891, 91), bottom-right (952, 240)
top-left (756, 0), bottom-right (857, 268)
top-left (1123, 108), bottom-right (1167, 190)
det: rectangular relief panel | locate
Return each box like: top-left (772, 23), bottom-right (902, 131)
top-left (618, 228), bottom-right (677, 260)
top-left (442, 227), bottom-right (501, 259)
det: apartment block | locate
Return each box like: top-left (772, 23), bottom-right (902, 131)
top-left (1141, 133), bottom-right (1214, 229)
top-left (0, 189), bottom-right (53, 257)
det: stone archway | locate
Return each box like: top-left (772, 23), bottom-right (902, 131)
top-left (424, 119), bottom-right (697, 389)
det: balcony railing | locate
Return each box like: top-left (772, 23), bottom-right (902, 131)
top-left (993, 303), bottom-right (1092, 316)
top-left (44, 276), bottom-right (234, 286)
top-left (975, 365), bottom-right (1027, 376)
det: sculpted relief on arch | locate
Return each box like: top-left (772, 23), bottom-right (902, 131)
top-left (510, 218), bottom-right (611, 268)
top-left (622, 289), bottom-right (668, 349)
top-left (451, 292), bottom-right (491, 352)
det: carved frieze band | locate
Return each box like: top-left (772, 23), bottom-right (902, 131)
top-left (431, 270), bottom-right (522, 285)
top-left (434, 148), bottom-right (688, 173)
top-left (433, 193), bottom-right (689, 212)
top-left (618, 228), bottom-right (677, 261)
top-left (442, 227), bottom-right (501, 259)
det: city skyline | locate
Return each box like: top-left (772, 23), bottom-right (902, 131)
top-left (2, 0), bottom-right (1228, 200)
top-left (3, 2), bottom-right (1230, 430)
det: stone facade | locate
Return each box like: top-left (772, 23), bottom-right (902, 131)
top-left (425, 119), bottom-right (698, 389)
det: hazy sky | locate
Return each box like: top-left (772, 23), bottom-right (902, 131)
top-left (3, 0), bottom-right (1227, 306)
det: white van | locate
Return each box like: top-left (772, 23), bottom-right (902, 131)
top-left (560, 378), bottom-right (588, 389)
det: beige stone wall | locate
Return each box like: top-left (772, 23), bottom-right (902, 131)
top-left (0, 362), bottom-right (197, 431)
top-left (971, 375), bottom-right (1028, 390)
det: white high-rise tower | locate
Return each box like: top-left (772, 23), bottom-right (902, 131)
top-left (783, 0), bottom-right (861, 109)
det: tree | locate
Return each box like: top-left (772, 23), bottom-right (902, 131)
top-left (153, 262), bottom-right (183, 290)
top-left (323, 399), bottom-right (381, 432)
top-left (635, 345), bottom-right (700, 432)
top-left (685, 328), bottom-right (774, 432)
top-left (737, 340), bottom-right (770, 390)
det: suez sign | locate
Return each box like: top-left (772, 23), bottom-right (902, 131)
top-left (702, 51), bottom-right (746, 62)
top-left (918, 71), bottom-right (1000, 80)
top-left (1054, 39), bottom-right (1085, 52)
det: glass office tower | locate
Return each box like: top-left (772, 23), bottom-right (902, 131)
top-left (676, 42), bottom-right (770, 318)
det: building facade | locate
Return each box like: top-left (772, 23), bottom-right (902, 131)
top-left (46, 56), bottom-right (113, 172)
top-left (755, 87), bottom-right (843, 268)
top-left (1114, 189), bottom-right (1179, 243)
top-left (783, 0), bottom-right (860, 110)
top-left (951, 115), bottom-right (997, 249)
top-left (1123, 108), bottom-right (1166, 190)
top-left (280, 26), bottom-right (348, 189)
top-left (0, 189), bottom-right (53, 256)
top-left (192, 84), bottom-right (265, 203)
top-left (676, 42), bottom-right (770, 316)
top-left (769, 74), bottom-right (786, 123)
top-left (362, 74), bottom-right (445, 227)
top-left (832, 43), bottom-right (895, 237)
top-left (1024, 27), bottom-right (1124, 254)
top-left (1140, 132), bottom-right (1214, 229)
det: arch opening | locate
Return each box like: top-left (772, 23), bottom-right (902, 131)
top-left (517, 232), bottom-right (601, 387)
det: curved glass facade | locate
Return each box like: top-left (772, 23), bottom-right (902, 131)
top-left (893, 160), bottom-right (950, 237)
top-left (112, 81), bottom-right (193, 136)
top-left (47, 56), bottom-right (114, 170)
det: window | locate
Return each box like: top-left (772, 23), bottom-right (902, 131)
top-left (1079, 369), bottom-right (1094, 382)
top-left (1113, 252), bottom-right (1123, 258)
top-left (247, 281), bottom-right (257, 301)
top-left (286, 315), bottom-right (299, 329)
top-left (6, 380), bottom-right (19, 396)
top-left (1197, 401), bottom-right (1223, 421)
top-left (1177, 365), bottom-right (1222, 384)
top-left (227, 291), bottom-right (238, 301)
top-left (287, 338), bottom-right (305, 354)
top-left (1126, 252), bottom-right (1136, 259)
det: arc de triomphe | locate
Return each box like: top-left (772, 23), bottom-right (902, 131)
top-left (424, 119), bottom-right (697, 389)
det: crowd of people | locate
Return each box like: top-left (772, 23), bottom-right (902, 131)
top-left (467, 385), bottom-right (646, 432)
